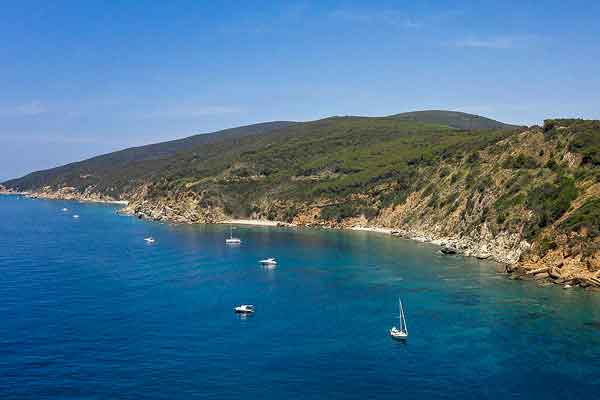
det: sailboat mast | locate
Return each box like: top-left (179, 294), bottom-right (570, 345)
top-left (400, 299), bottom-right (407, 334)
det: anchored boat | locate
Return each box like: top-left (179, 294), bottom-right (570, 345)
top-left (390, 298), bottom-right (408, 340)
top-left (225, 226), bottom-right (241, 244)
top-left (259, 258), bottom-right (277, 265)
top-left (234, 304), bottom-right (255, 314)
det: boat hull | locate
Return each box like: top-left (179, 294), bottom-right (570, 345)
top-left (389, 328), bottom-right (408, 340)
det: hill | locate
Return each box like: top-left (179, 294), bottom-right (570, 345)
top-left (390, 110), bottom-right (521, 131)
top-left (3, 121), bottom-right (296, 195)
top-left (4, 112), bottom-right (600, 287)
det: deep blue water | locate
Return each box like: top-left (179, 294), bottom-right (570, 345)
top-left (1, 195), bottom-right (600, 399)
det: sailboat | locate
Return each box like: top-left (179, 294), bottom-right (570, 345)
top-left (389, 298), bottom-right (408, 340)
top-left (225, 226), bottom-right (241, 244)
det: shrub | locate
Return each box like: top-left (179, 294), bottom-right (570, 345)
top-left (502, 154), bottom-right (540, 169)
top-left (524, 176), bottom-right (579, 239)
top-left (560, 198), bottom-right (600, 238)
top-left (320, 203), bottom-right (356, 222)
top-left (538, 237), bottom-right (557, 257)
top-left (466, 152), bottom-right (480, 165)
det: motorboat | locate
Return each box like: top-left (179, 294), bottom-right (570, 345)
top-left (390, 298), bottom-right (408, 340)
top-left (144, 237), bottom-right (155, 243)
top-left (234, 304), bottom-right (255, 314)
top-left (61, 208), bottom-right (68, 212)
top-left (259, 258), bottom-right (277, 265)
top-left (72, 214), bottom-right (80, 219)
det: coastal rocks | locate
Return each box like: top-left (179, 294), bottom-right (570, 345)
top-left (548, 267), bottom-right (562, 280)
top-left (0, 184), bottom-right (14, 194)
top-left (534, 272), bottom-right (549, 280)
top-left (122, 191), bottom-right (226, 225)
top-left (25, 185), bottom-right (122, 203)
top-left (562, 151), bottom-right (583, 169)
top-left (587, 254), bottom-right (600, 272)
top-left (440, 246), bottom-right (458, 255)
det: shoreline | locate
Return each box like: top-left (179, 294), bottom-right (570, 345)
top-left (219, 219), bottom-right (286, 227)
top-left (11, 191), bottom-right (600, 290)
top-left (4, 191), bottom-right (128, 205)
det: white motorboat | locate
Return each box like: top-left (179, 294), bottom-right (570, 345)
top-left (259, 258), bottom-right (277, 265)
top-left (234, 304), bottom-right (255, 314)
top-left (225, 226), bottom-right (241, 244)
top-left (61, 208), bottom-right (68, 212)
top-left (390, 298), bottom-right (408, 340)
top-left (144, 237), bottom-right (155, 243)
top-left (72, 214), bottom-right (80, 219)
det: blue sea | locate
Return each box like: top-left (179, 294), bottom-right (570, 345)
top-left (1, 195), bottom-right (599, 399)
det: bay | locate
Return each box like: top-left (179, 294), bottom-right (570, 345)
top-left (1, 195), bottom-right (599, 399)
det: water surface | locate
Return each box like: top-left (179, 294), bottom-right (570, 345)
top-left (1, 195), bottom-right (599, 399)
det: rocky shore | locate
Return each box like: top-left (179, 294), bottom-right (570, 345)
top-left (119, 192), bottom-right (599, 290)
top-left (7, 184), bottom-right (599, 291)
top-left (0, 184), bottom-right (15, 195)
top-left (23, 186), bottom-right (128, 204)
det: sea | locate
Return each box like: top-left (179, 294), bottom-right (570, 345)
top-left (1, 194), bottom-right (599, 399)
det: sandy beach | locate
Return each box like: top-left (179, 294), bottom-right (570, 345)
top-left (219, 219), bottom-right (285, 227)
top-left (349, 226), bottom-right (393, 234)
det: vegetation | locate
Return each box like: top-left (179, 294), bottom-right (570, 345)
top-left (524, 176), bottom-right (579, 239)
top-left (561, 198), bottom-right (600, 238)
top-left (502, 154), bottom-right (540, 169)
top-left (4, 112), bottom-right (600, 264)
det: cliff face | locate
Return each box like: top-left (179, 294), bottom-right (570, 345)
top-left (120, 184), bottom-right (226, 223)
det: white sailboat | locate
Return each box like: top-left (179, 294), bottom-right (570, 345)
top-left (225, 226), bottom-right (241, 244)
top-left (389, 298), bottom-right (408, 340)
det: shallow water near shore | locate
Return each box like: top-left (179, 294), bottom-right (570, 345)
top-left (1, 195), bottom-right (600, 399)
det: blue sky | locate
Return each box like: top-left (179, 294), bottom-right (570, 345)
top-left (1, 0), bottom-right (599, 180)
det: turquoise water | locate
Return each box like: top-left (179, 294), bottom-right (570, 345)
top-left (1, 195), bottom-right (600, 399)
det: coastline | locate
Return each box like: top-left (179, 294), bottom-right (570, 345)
top-left (10, 189), bottom-right (600, 290)
top-left (219, 219), bottom-right (288, 227)
top-left (9, 189), bottom-right (129, 205)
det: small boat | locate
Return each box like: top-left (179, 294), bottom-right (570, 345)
top-left (390, 298), bottom-right (408, 340)
top-left (259, 258), bottom-right (277, 265)
top-left (144, 237), bottom-right (155, 243)
top-left (225, 226), bottom-right (241, 244)
top-left (61, 208), bottom-right (68, 212)
top-left (72, 214), bottom-right (80, 219)
top-left (234, 304), bottom-right (255, 314)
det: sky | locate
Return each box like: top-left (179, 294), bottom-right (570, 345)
top-left (1, 0), bottom-right (599, 180)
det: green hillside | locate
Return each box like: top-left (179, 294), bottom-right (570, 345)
top-left (4, 111), bottom-right (600, 283)
top-left (3, 121), bottom-right (296, 195)
top-left (391, 110), bottom-right (521, 131)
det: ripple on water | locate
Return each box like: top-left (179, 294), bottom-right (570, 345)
top-left (1, 196), bottom-right (600, 399)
